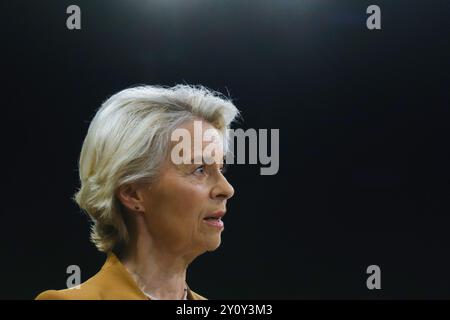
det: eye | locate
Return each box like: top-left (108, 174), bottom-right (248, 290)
top-left (193, 165), bottom-right (206, 175)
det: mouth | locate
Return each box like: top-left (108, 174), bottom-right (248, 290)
top-left (203, 211), bottom-right (225, 229)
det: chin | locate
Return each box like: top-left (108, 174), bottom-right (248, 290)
top-left (205, 236), bottom-right (222, 252)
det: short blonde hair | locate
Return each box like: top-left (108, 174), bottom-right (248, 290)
top-left (73, 85), bottom-right (240, 253)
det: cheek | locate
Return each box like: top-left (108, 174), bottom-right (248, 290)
top-left (153, 183), bottom-right (210, 247)
top-left (155, 179), bottom-right (210, 225)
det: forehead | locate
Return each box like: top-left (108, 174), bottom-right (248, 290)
top-left (177, 119), bottom-right (219, 133)
top-left (169, 119), bottom-right (225, 164)
top-left (179, 119), bottom-right (222, 141)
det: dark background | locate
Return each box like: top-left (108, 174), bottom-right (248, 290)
top-left (1, 0), bottom-right (449, 299)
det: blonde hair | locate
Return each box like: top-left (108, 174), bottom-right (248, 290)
top-left (73, 84), bottom-right (240, 253)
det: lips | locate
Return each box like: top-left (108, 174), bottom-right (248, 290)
top-left (203, 211), bottom-right (225, 219)
top-left (203, 211), bottom-right (225, 229)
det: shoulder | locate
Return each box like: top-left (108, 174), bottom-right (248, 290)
top-left (35, 290), bottom-right (64, 300)
top-left (35, 286), bottom-right (101, 300)
top-left (35, 253), bottom-right (146, 300)
top-left (35, 271), bottom-right (108, 300)
top-left (35, 256), bottom-right (112, 300)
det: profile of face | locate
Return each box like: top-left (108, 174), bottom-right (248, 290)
top-left (128, 119), bottom-right (235, 259)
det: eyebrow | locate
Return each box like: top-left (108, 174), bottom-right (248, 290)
top-left (190, 155), bottom-right (226, 165)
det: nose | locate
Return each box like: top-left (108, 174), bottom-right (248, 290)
top-left (211, 173), bottom-right (235, 201)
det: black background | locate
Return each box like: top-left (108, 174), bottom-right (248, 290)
top-left (1, 0), bottom-right (449, 299)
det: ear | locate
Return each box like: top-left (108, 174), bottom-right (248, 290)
top-left (116, 182), bottom-right (148, 213)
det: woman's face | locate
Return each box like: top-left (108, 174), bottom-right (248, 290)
top-left (138, 119), bottom-right (234, 257)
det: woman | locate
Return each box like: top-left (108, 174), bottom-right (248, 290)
top-left (36, 85), bottom-right (239, 300)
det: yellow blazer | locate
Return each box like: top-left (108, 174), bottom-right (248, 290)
top-left (35, 253), bottom-right (207, 300)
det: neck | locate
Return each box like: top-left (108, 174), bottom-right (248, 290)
top-left (118, 214), bottom-right (192, 300)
